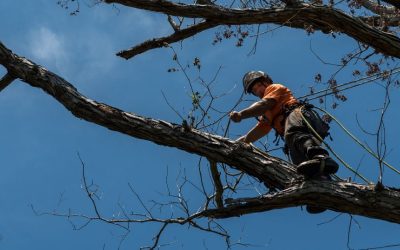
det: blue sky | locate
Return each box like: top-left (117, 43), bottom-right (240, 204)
top-left (0, 1), bottom-right (400, 249)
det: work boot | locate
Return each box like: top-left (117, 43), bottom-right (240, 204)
top-left (297, 155), bottom-right (339, 177)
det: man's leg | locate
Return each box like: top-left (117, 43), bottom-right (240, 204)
top-left (285, 108), bottom-right (338, 177)
top-left (285, 108), bottom-right (338, 214)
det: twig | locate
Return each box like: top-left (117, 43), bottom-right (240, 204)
top-left (77, 152), bottom-right (103, 218)
top-left (347, 214), bottom-right (354, 250)
top-left (147, 223), bottom-right (168, 250)
top-left (128, 182), bottom-right (154, 218)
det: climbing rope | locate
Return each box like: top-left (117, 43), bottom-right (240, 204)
top-left (314, 106), bottom-right (400, 176)
top-left (298, 106), bottom-right (371, 184)
top-left (295, 68), bottom-right (400, 183)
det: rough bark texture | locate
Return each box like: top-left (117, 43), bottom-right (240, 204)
top-left (105, 0), bottom-right (400, 58)
top-left (358, 0), bottom-right (397, 15)
top-left (0, 41), bottom-right (296, 190)
top-left (381, 0), bottom-right (400, 9)
top-left (1, 41), bottom-right (400, 224)
top-left (202, 181), bottom-right (400, 224)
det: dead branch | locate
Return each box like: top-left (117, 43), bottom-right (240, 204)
top-left (104, 0), bottom-right (400, 58)
top-left (117, 20), bottom-right (217, 59)
top-left (202, 180), bottom-right (400, 224)
top-left (209, 159), bottom-right (224, 208)
top-left (381, 0), bottom-right (400, 9)
top-left (357, 0), bottom-right (398, 15)
top-left (1, 41), bottom-right (400, 224)
top-left (0, 72), bottom-right (16, 92)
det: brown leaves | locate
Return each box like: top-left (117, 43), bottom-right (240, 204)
top-left (366, 61), bottom-right (381, 76)
top-left (212, 25), bottom-right (249, 47)
top-left (193, 57), bottom-right (201, 70)
top-left (314, 73), bottom-right (322, 83)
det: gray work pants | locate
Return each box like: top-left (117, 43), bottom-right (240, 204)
top-left (283, 107), bottom-right (330, 165)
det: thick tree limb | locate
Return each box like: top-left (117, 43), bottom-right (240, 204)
top-left (105, 0), bottom-right (400, 58)
top-left (360, 15), bottom-right (400, 27)
top-left (358, 0), bottom-right (397, 15)
top-left (381, 0), bottom-right (400, 9)
top-left (118, 20), bottom-right (217, 59)
top-left (1, 41), bottom-right (400, 223)
top-left (0, 41), bottom-right (295, 190)
top-left (0, 72), bottom-right (16, 92)
top-left (201, 180), bottom-right (400, 224)
top-left (280, 0), bottom-right (301, 7)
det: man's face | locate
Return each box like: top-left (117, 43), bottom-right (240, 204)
top-left (251, 81), bottom-right (266, 97)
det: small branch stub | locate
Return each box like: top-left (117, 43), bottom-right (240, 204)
top-left (0, 72), bottom-right (16, 92)
top-left (209, 159), bottom-right (224, 208)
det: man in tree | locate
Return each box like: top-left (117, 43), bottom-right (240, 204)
top-left (230, 71), bottom-right (339, 212)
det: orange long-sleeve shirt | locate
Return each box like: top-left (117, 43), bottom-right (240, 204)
top-left (255, 83), bottom-right (298, 136)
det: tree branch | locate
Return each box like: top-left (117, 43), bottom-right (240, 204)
top-left (360, 15), bottom-right (400, 28)
top-left (209, 159), bottom-right (224, 208)
top-left (381, 0), bottom-right (400, 9)
top-left (0, 41), bottom-right (296, 190)
top-left (2, 41), bottom-right (400, 225)
top-left (202, 180), bottom-right (400, 224)
top-left (357, 0), bottom-right (397, 15)
top-left (105, 0), bottom-right (400, 58)
top-left (118, 20), bottom-right (217, 59)
top-left (280, 0), bottom-right (301, 7)
top-left (0, 72), bottom-right (16, 92)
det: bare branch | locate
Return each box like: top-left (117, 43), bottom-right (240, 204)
top-left (167, 15), bottom-right (180, 32)
top-left (280, 0), bottom-right (301, 6)
top-left (0, 41), bottom-right (296, 189)
top-left (209, 159), bottom-right (224, 208)
top-left (105, 0), bottom-right (400, 58)
top-left (202, 180), bottom-right (400, 224)
top-left (380, 0), bottom-right (400, 9)
top-left (357, 0), bottom-right (397, 15)
top-left (117, 20), bottom-right (217, 59)
top-left (359, 15), bottom-right (400, 28)
top-left (0, 72), bottom-right (16, 92)
top-left (146, 223), bottom-right (168, 250)
top-left (2, 41), bottom-right (400, 225)
top-left (77, 153), bottom-right (103, 219)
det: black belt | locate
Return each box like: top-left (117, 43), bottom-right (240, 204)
top-left (283, 102), bottom-right (314, 117)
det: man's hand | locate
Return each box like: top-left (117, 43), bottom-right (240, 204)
top-left (234, 136), bottom-right (253, 149)
top-left (229, 111), bottom-right (242, 123)
top-left (235, 135), bottom-right (246, 143)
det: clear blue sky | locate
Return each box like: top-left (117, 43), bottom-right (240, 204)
top-left (0, 1), bottom-right (399, 249)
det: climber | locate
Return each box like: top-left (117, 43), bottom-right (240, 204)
top-left (229, 71), bottom-right (339, 213)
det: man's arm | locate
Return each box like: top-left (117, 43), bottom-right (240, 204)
top-left (237, 123), bottom-right (270, 143)
top-left (230, 98), bottom-right (277, 122)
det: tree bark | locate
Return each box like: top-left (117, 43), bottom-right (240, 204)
top-left (1, 41), bottom-right (400, 224)
top-left (105, 0), bottom-right (400, 58)
top-left (381, 0), bottom-right (400, 9)
top-left (0, 41), bottom-right (296, 190)
top-left (202, 180), bottom-right (400, 224)
top-left (0, 72), bottom-right (15, 92)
